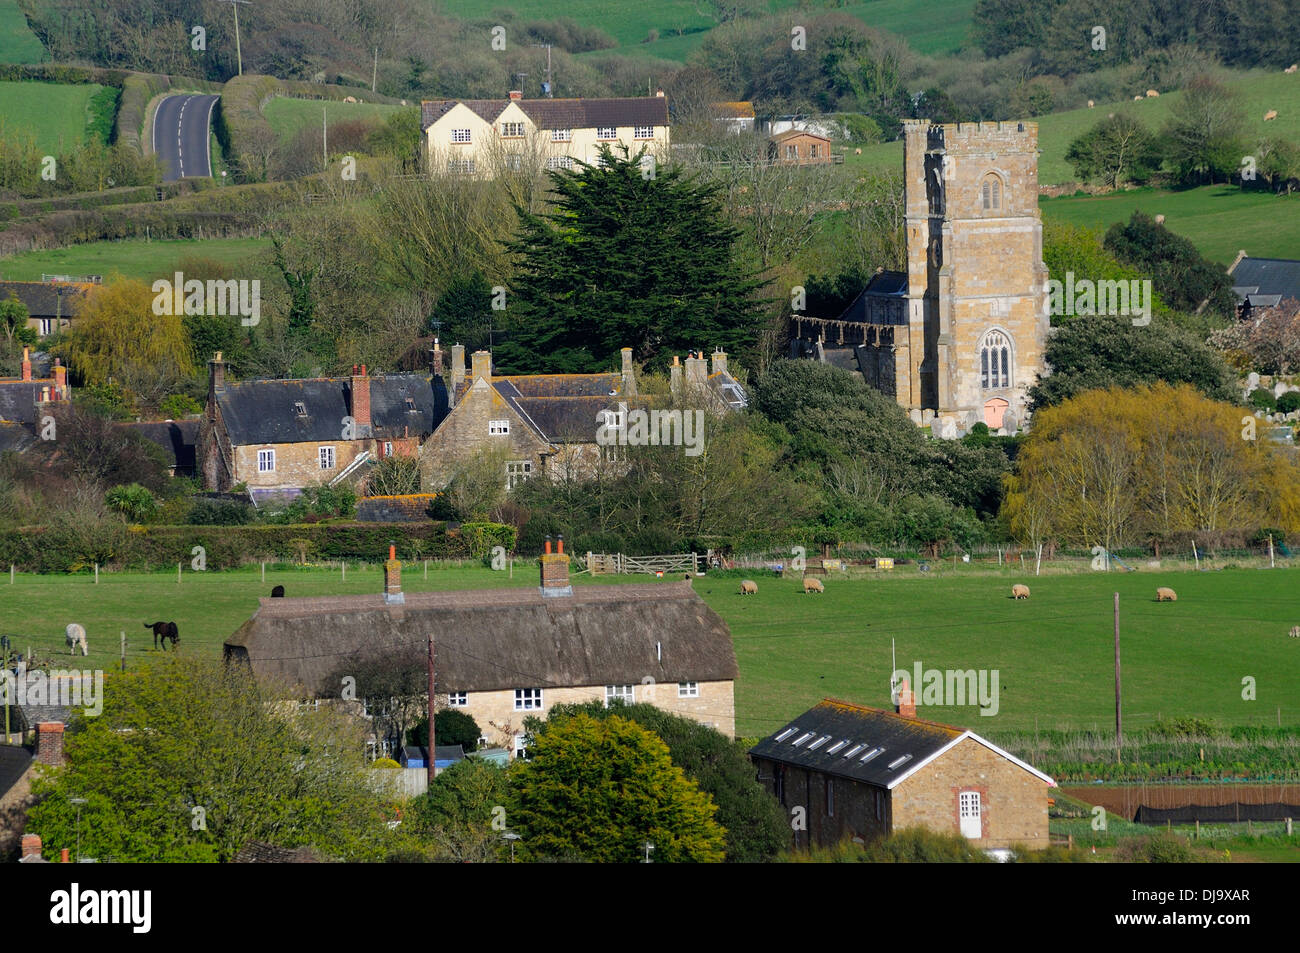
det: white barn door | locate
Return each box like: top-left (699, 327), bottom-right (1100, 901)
top-left (959, 791), bottom-right (982, 839)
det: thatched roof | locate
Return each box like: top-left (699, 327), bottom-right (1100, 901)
top-left (224, 580), bottom-right (737, 697)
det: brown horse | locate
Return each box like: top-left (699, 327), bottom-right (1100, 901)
top-left (144, 621), bottom-right (179, 650)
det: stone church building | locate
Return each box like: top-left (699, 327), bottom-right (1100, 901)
top-left (792, 119), bottom-right (1049, 436)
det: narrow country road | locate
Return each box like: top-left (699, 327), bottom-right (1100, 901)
top-left (152, 94), bottom-right (221, 181)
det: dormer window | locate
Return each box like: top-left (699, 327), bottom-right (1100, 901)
top-left (294, 401), bottom-right (308, 417)
top-left (981, 173), bottom-right (1003, 211)
top-left (405, 397), bottom-right (417, 412)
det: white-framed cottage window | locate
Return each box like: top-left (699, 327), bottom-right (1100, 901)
top-left (601, 408), bottom-right (623, 430)
top-left (489, 419), bottom-right (510, 435)
top-left (678, 681), bottom-right (699, 698)
top-left (605, 684), bottom-right (634, 707)
top-left (506, 460), bottom-right (533, 489)
top-left (500, 121), bottom-right (524, 138)
top-left (979, 329), bottom-right (1012, 390)
top-left (319, 446), bottom-right (336, 469)
top-left (514, 688), bottom-right (542, 711)
top-left (257, 449), bottom-right (276, 472)
top-left (448, 158), bottom-right (476, 174)
top-left (383, 441), bottom-right (394, 457)
top-left (596, 126), bottom-right (617, 140)
top-left (38, 318), bottom-right (53, 335)
top-left (785, 144), bottom-right (798, 160)
top-left (514, 733), bottom-right (529, 760)
top-left (545, 155), bottom-right (573, 170)
top-left (551, 128), bottom-right (571, 142)
top-left (451, 128), bottom-right (472, 144)
top-left (634, 125), bottom-right (653, 140)
top-left (447, 692), bottom-right (468, 707)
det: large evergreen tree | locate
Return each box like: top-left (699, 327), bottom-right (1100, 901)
top-left (495, 145), bottom-right (769, 374)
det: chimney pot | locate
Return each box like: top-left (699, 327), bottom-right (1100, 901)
top-left (509, 90), bottom-right (523, 100)
top-left (895, 677), bottom-right (917, 719)
top-left (540, 539), bottom-right (572, 596)
top-left (20, 346), bottom-right (31, 382)
top-left (557, 534), bottom-right (564, 555)
top-left (20, 834), bottom-right (41, 859)
top-left (544, 535), bottom-right (552, 555)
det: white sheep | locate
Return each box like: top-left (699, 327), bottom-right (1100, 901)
top-left (1146, 89), bottom-right (1160, 98)
top-left (1087, 100), bottom-right (1095, 108)
top-left (1285, 65), bottom-right (1297, 74)
top-left (740, 579), bottom-right (758, 595)
top-left (1134, 95), bottom-right (1144, 101)
top-left (1155, 214), bottom-right (1165, 225)
top-left (65, 623), bottom-right (88, 656)
top-left (1011, 584), bottom-right (1030, 600)
top-left (803, 577), bottom-right (825, 594)
top-left (1289, 626), bottom-right (1300, 638)
top-left (1264, 109), bottom-right (1278, 121)
top-left (1156, 587), bottom-right (1177, 602)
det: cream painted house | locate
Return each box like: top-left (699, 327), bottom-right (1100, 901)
top-left (420, 91), bottom-right (670, 178)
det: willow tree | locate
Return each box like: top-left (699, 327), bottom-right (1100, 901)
top-left (60, 277), bottom-right (193, 406)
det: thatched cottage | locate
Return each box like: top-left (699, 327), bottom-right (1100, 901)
top-left (224, 544), bottom-right (739, 754)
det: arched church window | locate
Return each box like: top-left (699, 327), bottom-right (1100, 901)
top-left (980, 173), bottom-right (1003, 211)
top-left (979, 330), bottom-right (1012, 389)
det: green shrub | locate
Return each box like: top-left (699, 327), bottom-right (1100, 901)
top-left (1114, 832), bottom-right (1199, 863)
top-left (1277, 391), bottom-right (1300, 415)
top-left (104, 483), bottom-right (156, 522)
top-left (159, 394), bottom-right (202, 418)
top-left (459, 521), bottom-right (517, 559)
top-left (780, 828), bottom-right (992, 863)
top-left (1249, 388), bottom-right (1277, 411)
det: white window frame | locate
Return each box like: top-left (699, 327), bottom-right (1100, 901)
top-left (506, 460), bottom-right (533, 489)
top-left (447, 158), bottom-right (476, 174)
top-left (596, 126), bottom-right (617, 140)
top-left (318, 446), bottom-right (336, 469)
top-left (38, 318), bottom-right (53, 335)
top-left (677, 681), bottom-right (699, 698)
top-left (959, 790), bottom-right (982, 838)
top-left (514, 688), bottom-right (542, 711)
top-left (489, 419), bottom-right (510, 435)
top-left (605, 684), bottom-right (634, 707)
top-left (383, 441), bottom-right (393, 457)
top-left (551, 128), bottom-right (571, 142)
top-left (451, 128), bottom-right (472, 144)
top-left (513, 733), bottom-right (529, 760)
top-left (500, 121), bottom-right (524, 138)
top-left (258, 448), bottom-right (276, 473)
top-left (545, 155), bottom-right (574, 170)
top-left (634, 125), bottom-right (653, 140)
top-left (602, 409), bottom-right (624, 430)
top-left (447, 692), bottom-right (468, 707)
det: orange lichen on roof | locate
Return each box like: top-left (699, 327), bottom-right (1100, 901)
top-left (818, 697), bottom-right (964, 736)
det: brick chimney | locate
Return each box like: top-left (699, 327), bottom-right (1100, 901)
top-left (895, 678), bottom-right (916, 719)
top-left (620, 347), bottom-right (637, 397)
top-left (208, 351), bottom-right (226, 420)
top-left (471, 350), bottom-right (492, 382)
top-left (711, 348), bottom-right (728, 377)
top-left (684, 351), bottom-right (707, 390)
top-left (540, 535), bottom-right (572, 597)
top-left (669, 354), bottom-right (682, 395)
top-left (20, 834), bottom-right (42, 860)
top-left (509, 90), bottom-right (523, 101)
top-left (431, 338), bottom-right (443, 376)
top-left (384, 544), bottom-right (404, 605)
top-left (350, 364), bottom-right (372, 436)
top-left (451, 344), bottom-right (466, 391)
top-left (52, 358), bottom-right (67, 400)
top-left (36, 722), bottom-right (65, 766)
top-left (60, 848), bottom-right (69, 863)
top-left (20, 346), bottom-right (31, 381)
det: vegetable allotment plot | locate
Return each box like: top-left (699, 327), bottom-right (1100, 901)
top-left (696, 567), bottom-right (1300, 737)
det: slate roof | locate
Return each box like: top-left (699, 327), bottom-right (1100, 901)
top-left (749, 699), bottom-right (1055, 790)
top-left (232, 840), bottom-right (326, 863)
top-left (830, 270), bottom-right (909, 325)
top-left (0, 281), bottom-right (90, 319)
top-left (224, 579), bottom-right (738, 698)
top-left (215, 374), bottom-right (448, 446)
top-left (472, 374), bottom-right (638, 445)
top-left (0, 745), bottom-right (33, 802)
top-left (120, 421), bottom-right (199, 473)
top-left (0, 381), bottom-right (44, 424)
top-left (1228, 257), bottom-right (1300, 304)
top-left (422, 97), bottom-right (669, 132)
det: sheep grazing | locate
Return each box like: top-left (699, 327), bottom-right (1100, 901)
top-left (65, 623), bottom-right (88, 656)
top-left (854, 147), bottom-right (862, 155)
top-left (1011, 584), bottom-right (1030, 600)
top-left (1134, 95), bottom-right (1144, 101)
top-left (1286, 65), bottom-right (1297, 74)
top-left (1156, 587), bottom-right (1178, 602)
top-left (803, 577), bottom-right (825, 594)
top-left (1087, 100), bottom-right (1095, 108)
top-left (1264, 109), bottom-right (1278, 121)
top-left (740, 579), bottom-right (758, 595)
top-left (1289, 626), bottom-right (1300, 638)
top-left (1145, 89), bottom-right (1159, 98)
top-left (1155, 214), bottom-right (1165, 225)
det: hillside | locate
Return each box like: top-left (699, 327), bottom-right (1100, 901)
top-left (0, 79), bottom-right (110, 152)
top-left (0, 0), bottom-right (46, 63)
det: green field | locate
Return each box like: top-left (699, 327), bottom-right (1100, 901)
top-left (445, 0), bottom-right (974, 62)
top-left (4, 562), bottom-right (1298, 739)
top-left (0, 236), bottom-right (272, 282)
top-left (0, 0), bottom-right (47, 64)
top-left (1041, 185), bottom-right (1300, 264)
top-left (0, 80), bottom-right (108, 153)
top-left (262, 97), bottom-right (408, 143)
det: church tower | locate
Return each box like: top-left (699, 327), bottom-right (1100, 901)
top-left (901, 119), bottom-right (1049, 435)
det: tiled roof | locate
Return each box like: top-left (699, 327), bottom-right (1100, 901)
top-left (216, 374), bottom-right (449, 446)
top-left (0, 281), bottom-right (90, 319)
top-left (770, 128), bottom-right (830, 143)
top-left (422, 97), bottom-right (669, 131)
top-left (120, 421), bottom-right (199, 472)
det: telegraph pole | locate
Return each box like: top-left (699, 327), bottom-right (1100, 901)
top-left (220, 0), bottom-right (251, 77)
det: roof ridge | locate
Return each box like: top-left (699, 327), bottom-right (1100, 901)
top-left (818, 696), bottom-right (965, 734)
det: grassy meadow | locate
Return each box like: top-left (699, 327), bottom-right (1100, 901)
top-left (261, 97), bottom-right (410, 143)
top-left (0, 1), bottom-right (47, 64)
top-left (4, 561), bottom-right (1298, 739)
top-left (0, 236), bottom-right (272, 282)
top-left (0, 80), bottom-right (109, 153)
